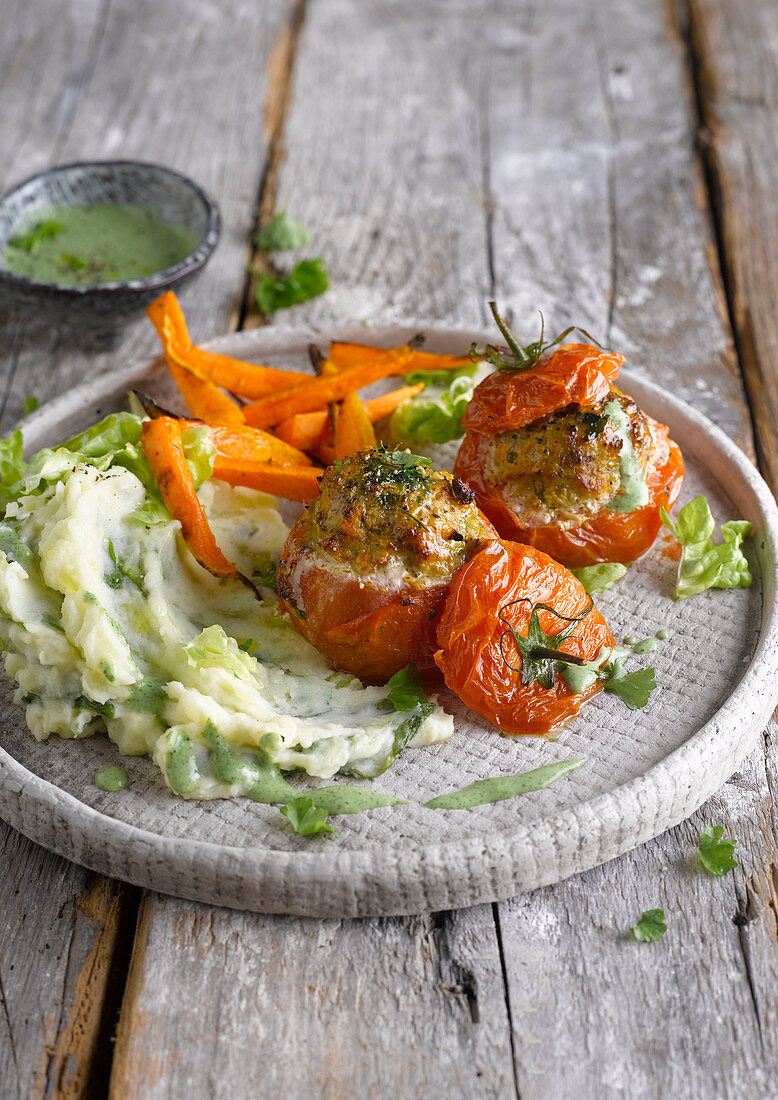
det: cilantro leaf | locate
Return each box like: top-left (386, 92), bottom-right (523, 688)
top-left (631, 908), bottom-right (667, 942)
top-left (572, 563), bottom-right (627, 595)
top-left (660, 496), bottom-right (752, 599)
top-left (381, 446), bottom-right (432, 470)
top-left (604, 665), bottom-right (656, 709)
top-left (697, 824), bottom-right (738, 876)
top-left (281, 796), bottom-right (338, 837)
top-left (385, 664), bottom-right (431, 711)
top-left (255, 212), bottom-right (312, 251)
top-left (9, 218), bottom-right (64, 254)
top-left (256, 258), bottom-right (329, 314)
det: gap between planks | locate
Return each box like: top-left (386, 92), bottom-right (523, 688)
top-left (233, 0), bottom-right (310, 332)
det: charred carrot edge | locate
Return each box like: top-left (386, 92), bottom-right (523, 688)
top-left (177, 421), bottom-right (312, 467)
top-left (147, 292), bottom-right (311, 399)
top-left (140, 417), bottom-right (242, 581)
top-left (274, 383), bottom-right (425, 452)
top-left (212, 457), bottom-right (321, 502)
top-left (328, 341), bottom-right (471, 373)
top-left (334, 392), bottom-right (376, 459)
top-left (242, 353), bottom-right (414, 429)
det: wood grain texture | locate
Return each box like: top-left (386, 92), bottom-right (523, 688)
top-left (687, 0), bottom-right (778, 488)
top-left (0, 826), bottom-right (130, 1098)
top-left (0, 0), bottom-right (288, 1095)
top-left (110, 897), bottom-right (515, 1099)
top-left (2, 0), bottom-right (778, 1097)
top-left (485, 0), bottom-right (778, 1094)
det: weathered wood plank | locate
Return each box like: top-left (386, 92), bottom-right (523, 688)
top-left (110, 897), bottom-right (515, 1100)
top-left (685, 0), bottom-right (778, 1075)
top-left (0, 825), bottom-right (132, 1098)
top-left (0, 0), bottom-right (288, 1094)
top-left (109, 2), bottom-right (517, 1095)
top-left (498, 807), bottom-right (774, 1100)
top-left (250, 0), bottom-right (492, 331)
top-left (485, 0), bottom-right (778, 1094)
top-left (687, 0), bottom-right (778, 484)
top-left (486, 0), bottom-right (747, 444)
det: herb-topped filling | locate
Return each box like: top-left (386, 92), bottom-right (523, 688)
top-left (484, 391), bottom-right (656, 526)
top-left (287, 445), bottom-right (493, 584)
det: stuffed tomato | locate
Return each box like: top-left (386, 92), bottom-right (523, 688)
top-left (275, 446), bottom-right (496, 682)
top-left (435, 539), bottom-right (615, 735)
top-left (453, 306), bottom-right (684, 568)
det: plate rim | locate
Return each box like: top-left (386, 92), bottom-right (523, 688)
top-left (1, 322), bottom-right (777, 917)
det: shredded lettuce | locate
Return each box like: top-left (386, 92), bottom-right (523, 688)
top-left (660, 496), bottom-right (752, 599)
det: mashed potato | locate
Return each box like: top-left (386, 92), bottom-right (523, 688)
top-left (0, 415), bottom-right (452, 799)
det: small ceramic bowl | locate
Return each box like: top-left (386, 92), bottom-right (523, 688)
top-left (0, 160), bottom-right (220, 349)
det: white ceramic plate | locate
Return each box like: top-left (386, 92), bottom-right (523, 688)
top-left (0, 325), bottom-right (776, 917)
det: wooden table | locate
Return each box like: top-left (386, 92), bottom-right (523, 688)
top-left (2, 1), bottom-right (778, 1096)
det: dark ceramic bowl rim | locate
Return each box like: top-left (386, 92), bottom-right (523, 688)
top-left (0, 159), bottom-right (220, 297)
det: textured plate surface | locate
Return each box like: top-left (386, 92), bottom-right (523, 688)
top-left (0, 324), bottom-right (777, 917)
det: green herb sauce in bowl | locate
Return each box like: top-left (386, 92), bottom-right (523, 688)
top-left (4, 205), bottom-right (197, 286)
top-left (0, 160), bottom-right (220, 348)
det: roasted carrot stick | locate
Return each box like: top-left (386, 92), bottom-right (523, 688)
top-left (147, 293), bottom-right (312, 399)
top-left (167, 361), bottom-right (246, 426)
top-left (242, 354), bottom-right (413, 429)
top-left (147, 299), bottom-right (246, 425)
top-left (176, 421), bottom-right (313, 467)
top-left (208, 425), bottom-right (311, 466)
top-left (140, 417), bottom-right (243, 582)
top-left (328, 341), bottom-right (471, 373)
top-left (212, 457), bottom-right (321, 502)
top-left (362, 383), bottom-right (425, 422)
top-left (273, 383), bottom-right (425, 451)
top-left (273, 410), bottom-right (329, 451)
top-left (333, 392), bottom-right (376, 459)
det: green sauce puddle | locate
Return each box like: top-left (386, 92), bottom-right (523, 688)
top-left (95, 766), bottom-right (128, 792)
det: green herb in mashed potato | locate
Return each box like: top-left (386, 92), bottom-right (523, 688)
top-left (0, 413), bottom-right (453, 800)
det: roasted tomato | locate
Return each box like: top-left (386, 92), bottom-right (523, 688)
top-left (435, 540), bottom-right (615, 735)
top-left (276, 446), bottom-right (496, 681)
top-left (454, 306), bottom-right (684, 567)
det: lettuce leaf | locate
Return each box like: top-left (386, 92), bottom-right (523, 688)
top-left (181, 424), bottom-right (216, 488)
top-left (185, 624), bottom-right (259, 683)
top-left (572, 563), bottom-right (627, 595)
top-left (660, 496), bottom-right (752, 599)
top-left (0, 430), bottom-right (27, 511)
top-left (390, 365), bottom-right (483, 445)
top-left (0, 411), bottom-right (216, 528)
